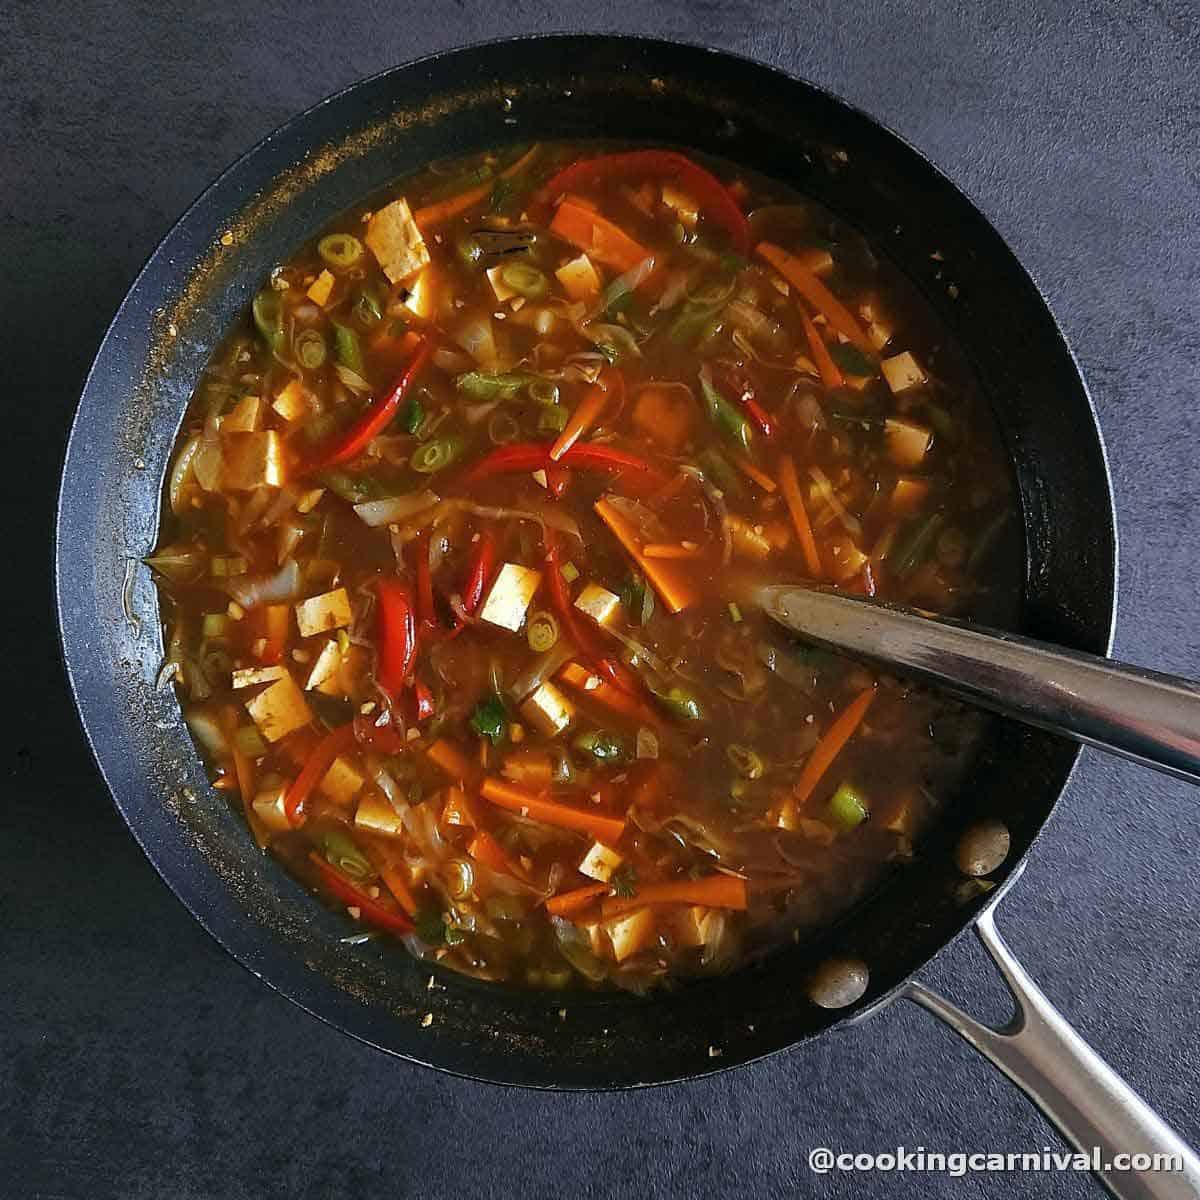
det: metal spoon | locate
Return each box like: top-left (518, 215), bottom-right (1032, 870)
top-left (757, 584), bottom-right (1200, 785)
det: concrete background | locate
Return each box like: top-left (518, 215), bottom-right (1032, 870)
top-left (3, 2), bottom-right (1198, 1196)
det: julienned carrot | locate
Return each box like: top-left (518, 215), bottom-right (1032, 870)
top-left (221, 706), bottom-right (265, 848)
top-left (594, 496), bottom-right (698, 614)
top-left (284, 722), bottom-right (357, 826)
top-left (601, 874), bottom-right (748, 919)
top-left (777, 454), bottom-right (823, 578)
top-left (557, 661), bottom-right (663, 730)
top-left (756, 241), bottom-right (873, 353)
top-left (468, 829), bottom-right (529, 881)
top-left (732, 454), bottom-right (777, 493)
top-left (549, 370), bottom-right (619, 461)
top-left (426, 737), bottom-right (475, 783)
top-left (545, 883), bottom-right (608, 918)
top-left (641, 543), bottom-right (704, 560)
top-left (800, 310), bottom-right (845, 390)
top-left (777, 686), bottom-right (877, 830)
top-left (480, 777), bottom-right (626, 846)
top-left (362, 841), bottom-right (421, 917)
top-left (413, 144), bottom-right (540, 229)
top-left (550, 200), bottom-right (650, 273)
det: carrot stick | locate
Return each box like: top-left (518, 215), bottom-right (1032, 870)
top-left (545, 883), bottom-right (608, 918)
top-left (480, 778), bottom-right (626, 845)
top-left (601, 874), bottom-right (748, 919)
top-left (731, 454), bottom-right (777, 493)
top-left (557, 661), bottom-right (663, 730)
top-left (221, 706), bottom-right (266, 848)
top-left (594, 495), bottom-right (698, 614)
top-left (756, 241), bottom-right (873, 352)
top-left (426, 737), bottom-right (475, 783)
top-left (550, 200), bottom-right (650, 272)
top-left (361, 841), bottom-right (421, 917)
top-left (641, 543), bottom-right (704, 559)
top-left (468, 829), bottom-right (527, 880)
top-left (283, 722), bottom-right (357, 826)
top-left (549, 371), bottom-right (619, 461)
top-left (777, 687), bottom-right (877, 829)
top-left (413, 144), bottom-right (540, 229)
top-left (800, 310), bottom-right (845, 390)
top-left (778, 454), bottom-right (823, 578)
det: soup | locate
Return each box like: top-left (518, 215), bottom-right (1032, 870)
top-left (149, 142), bottom-right (1019, 992)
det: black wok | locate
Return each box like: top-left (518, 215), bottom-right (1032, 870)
top-left (56, 36), bottom-right (1116, 1093)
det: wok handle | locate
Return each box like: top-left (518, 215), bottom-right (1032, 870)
top-left (905, 906), bottom-right (1200, 1199)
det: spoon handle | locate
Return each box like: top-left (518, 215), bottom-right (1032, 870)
top-left (758, 585), bottom-right (1200, 786)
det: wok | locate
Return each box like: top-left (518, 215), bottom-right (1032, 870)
top-left (54, 35), bottom-right (1198, 1196)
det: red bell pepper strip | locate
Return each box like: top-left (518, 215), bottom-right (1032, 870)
top-left (302, 337), bottom-right (432, 474)
top-left (412, 677), bottom-right (436, 722)
top-left (284, 722), bottom-right (358, 826)
top-left (376, 579), bottom-right (417, 694)
top-left (414, 533), bottom-right (436, 632)
top-left (537, 150), bottom-right (749, 255)
top-left (462, 530), bottom-right (496, 614)
top-left (713, 366), bottom-right (773, 438)
top-left (455, 441), bottom-right (670, 490)
top-left (308, 853), bottom-right (415, 935)
top-left (544, 534), bottom-right (640, 696)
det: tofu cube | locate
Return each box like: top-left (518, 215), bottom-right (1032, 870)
top-left (478, 563), bottom-right (542, 632)
top-left (294, 588), bottom-right (352, 638)
top-left (573, 582), bottom-right (621, 628)
top-left (519, 681), bottom-right (575, 737)
top-left (884, 416), bottom-right (933, 469)
top-left (366, 197), bottom-right (430, 283)
top-left (486, 265), bottom-right (518, 302)
top-left (304, 639), bottom-right (344, 694)
top-left (671, 905), bottom-right (714, 949)
top-left (354, 790), bottom-right (405, 837)
top-left (245, 673), bottom-right (311, 743)
top-left (319, 755), bottom-right (365, 807)
top-left (222, 431), bottom-right (285, 490)
top-left (881, 350), bottom-right (927, 394)
top-left (231, 664), bottom-right (287, 689)
top-left (306, 269), bottom-right (336, 306)
top-left (251, 783), bottom-right (291, 833)
top-left (578, 841), bottom-right (623, 883)
top-left (554, 253), bottom-right (601, 301)
top-left (889, 477), bottom-right (931, 516)
top-left (660, 182), bottom-right (699, 228)
top-left (603, 907), bottom-right (657, 963)
top-left (402, 266), bottom-right (437, 319)
top-left (273, 378), bottom-right (312, 423)
top-left (223, 394), bottom-right (263, 433)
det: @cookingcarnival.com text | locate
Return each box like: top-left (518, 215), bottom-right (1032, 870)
top-left (807, 1146), bottom-right (1184, 1177)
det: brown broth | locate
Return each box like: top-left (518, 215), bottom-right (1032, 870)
top-left (150, 141), bottom-right (1021, 993)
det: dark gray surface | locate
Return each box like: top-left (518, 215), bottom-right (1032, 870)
top-left (4, 2), bottom-right (1198, 1197)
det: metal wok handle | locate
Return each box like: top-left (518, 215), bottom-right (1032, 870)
top-left (905, 904), bottom-right (1200, 1199)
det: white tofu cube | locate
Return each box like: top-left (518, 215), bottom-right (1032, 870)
top-left (519, 681), bottom-right (575, 737)
top-left (884, 416), bottom-right (933, 469)
top-left (251, 783), bottom-right (291, 833)
top-left (402, 267), bottom-right (437, 319)
top-left (366, 197), bottom-right (430, 283)
top-left (486, 265), bottom-right (518, 302)
top-left (245, 673), bottom-right (311, 743)
top-left (304, 639), bottom-right (343, 694)
top-left (881, 351), bottom-right (927, 394)
top-left (221, 431), bottom-right (285, 490)
top-left (294, 588), bottom-right (352, 638)
top-left (478, 563), bottom-right (542, 632)
top-left (272, 378), bottom-right (312, 423)
top-left (354, 790), bottom-right (405, 837)
top-left (578, 842), bottom-right (623, 883)
top-left (223, 394), bottom-right (263, 433)
top-left (573, 582), bottom-right (621, 628)
top-left (603, 907), bottom-right (657, 963)
top-left (231, 664), bottom-right (286, 689)
top-left (319, 755), bottom-right (365, 807)
top-left (554, 254), bottom-right (601, 301)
